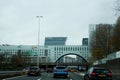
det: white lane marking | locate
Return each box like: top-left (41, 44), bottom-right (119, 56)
top-left (37, 78), bottom-right (41, 80)
top-left (79, 73), bottom-right (85, 76)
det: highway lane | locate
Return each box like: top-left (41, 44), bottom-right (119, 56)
top-left (4, 72), bottom-right (83, 80)
top-left (69, 72), bottom-right (83, 80)
top-left (3, 72), bottom-right (120, 80)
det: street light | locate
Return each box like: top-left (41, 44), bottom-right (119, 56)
top-left (36, 16), bottom-right (43, 67)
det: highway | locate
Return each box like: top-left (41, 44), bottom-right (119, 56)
top-left (3, 72), bottom-right (83, 80)
top-left (2, 72), bottom-right (120, 80)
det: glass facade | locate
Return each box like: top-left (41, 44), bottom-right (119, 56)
top-left (82, 38), bottom-right (88, 45)
top-left (44, 37), bottom-right (67, 45)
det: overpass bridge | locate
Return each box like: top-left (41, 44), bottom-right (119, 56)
top-left (37, 62), bottom-right (89, 66)
top-left (55, 62), bottom-right (89, 66)
top-left (30, 52), bottom-right (90, 68)
top-left (29, 62), bottom-right (89, 69)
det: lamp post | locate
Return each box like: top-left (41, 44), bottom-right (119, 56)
top-left (36, 16), bottom-right (43, 67)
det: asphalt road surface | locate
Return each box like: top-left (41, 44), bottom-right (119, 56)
top-left (3, 72), bottom-right (83, 80)
top-left (3, 72), bottom-right (120, 80)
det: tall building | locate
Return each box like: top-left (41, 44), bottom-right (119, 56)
top-left (44, 37), bottom-right (67, 45)
top-left (82, 38), bottom-right (88, 45)
top-left (89, 24), bottom-right (114, 55)
top-left (88, 24), bottom-right (96, 46)
top-left (89, 24), bottom-right (114, 45)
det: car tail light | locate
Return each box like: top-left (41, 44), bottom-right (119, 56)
top-left (90, 72), bottom-right (96, 76)
top-left (64, 70), bottom-right (68, 72)
top-left (108, 73), bottom-right (112, 76)
top-left (108, 70), bottom-right (112, 76)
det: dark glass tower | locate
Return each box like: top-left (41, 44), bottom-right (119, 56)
top-left (82, 38), bottom-right (88, 45)
top-left (44, 37), bottom-right (67, 45)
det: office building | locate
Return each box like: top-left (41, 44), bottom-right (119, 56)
top-left (44, 37), bottom-right (67, 45)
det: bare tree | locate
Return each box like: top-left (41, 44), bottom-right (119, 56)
top-left (90, 24), bottom-right (113, 60)
top-left (112, 17), bottom-right (120, 52)
top-left (11, 50), bottom-right (31, 67)
top-left (22, 51), bottom-right (31, 64)
top-left (11, 50), bottom-right (23, 66)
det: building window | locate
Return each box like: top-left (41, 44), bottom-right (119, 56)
top-left (44, 49), bottom-right (48, 56)
top-left (71, 47), bottom-right (72, 51)
top-left (64, 47), bottom-right (66, 51)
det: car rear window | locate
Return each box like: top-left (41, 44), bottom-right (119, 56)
top-left (56, 67), bottom-right (66, 69)
top-left (93, 69), bottom-right (110, 73)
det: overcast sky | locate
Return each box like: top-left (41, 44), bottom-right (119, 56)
top-left (0, 0), bottom-right (118, 45)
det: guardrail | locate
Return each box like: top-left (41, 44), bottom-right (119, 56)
top-left (0, 71), bottom-right (21, 75)
top-left (0, 71), bottom-right (23, 79)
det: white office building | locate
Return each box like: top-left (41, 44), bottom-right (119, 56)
top-left (0, 44), bottom-right (90, 63)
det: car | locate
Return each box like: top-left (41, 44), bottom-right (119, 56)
top-left (46, 68), bottom-right (53, 73)
top-left (78, 66), bottom-right (86, 72)
top-left (22, 67), bottom-right (29, 74)
top-left (67, 66), bottom-right (78, 72)
top-left (53, 66), bottom-right (68, 78)
top-left (84, 67), bottom-right (112, 80)
top-left (69, 68), bottom-right (78, 72)
top-left (27, 66), bottom-right (41, 76)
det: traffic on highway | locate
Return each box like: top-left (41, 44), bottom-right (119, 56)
top-left (1, 66), bottom-right (120, 80)
top-left (2, 71), bottom-right (84, 80)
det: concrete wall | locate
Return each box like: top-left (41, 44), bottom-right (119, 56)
top-left (93, 58), bottom-right (120, 75)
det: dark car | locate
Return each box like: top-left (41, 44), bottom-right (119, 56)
top-left (84, 67), bottom-right (112, 80)
top-left (46, 68), bottom-right (53, 73)
top-left (27, 66), bottom-right (41, 76)
top-left (53, 66), bottom-right (68, 78)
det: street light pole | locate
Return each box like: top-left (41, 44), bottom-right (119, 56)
top-left (36, 16), bottom-right (43, 67)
